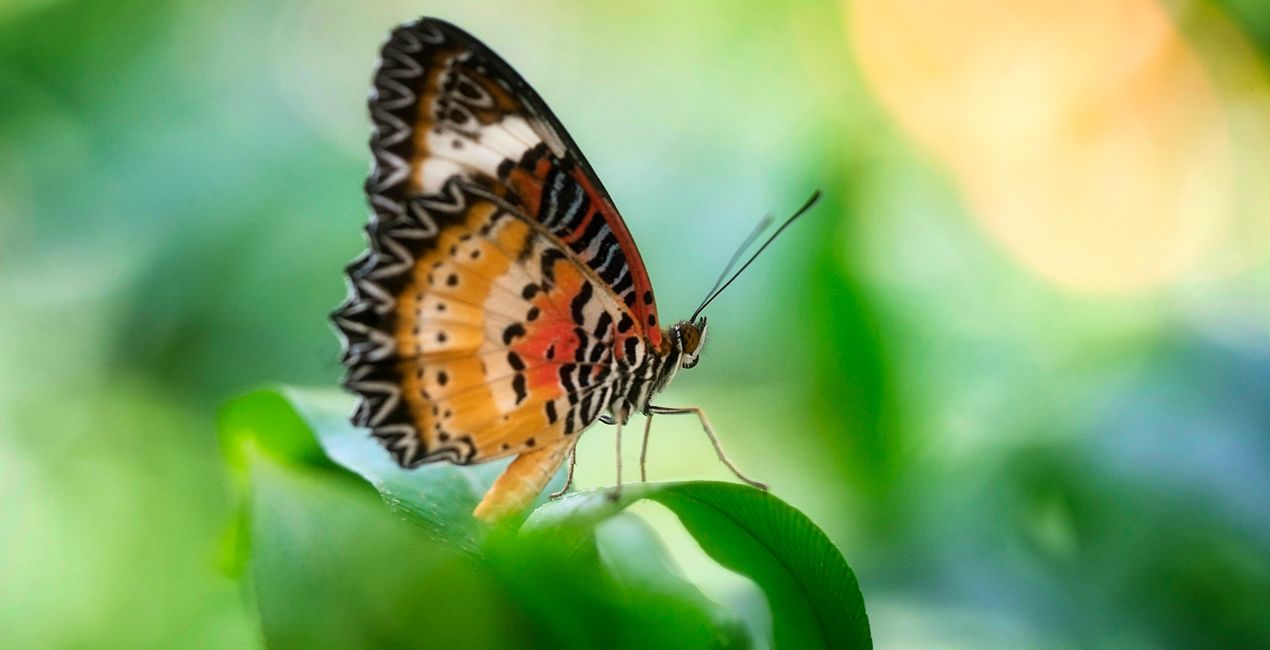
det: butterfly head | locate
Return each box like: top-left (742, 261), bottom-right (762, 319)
top-left (671, 316), bottom-right (708, 369)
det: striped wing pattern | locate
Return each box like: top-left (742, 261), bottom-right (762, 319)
top-left (332, 19), bottom-right (670, 517)
top-left (372, 18), bottom-right (661, 340)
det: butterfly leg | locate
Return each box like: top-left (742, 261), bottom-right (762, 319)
top-left (639, 413), bottom-right (654, 482)
top-left (611, 417), bottom-right (624, 499)
top-left (548, 445), bottom-right (577, 500)
top-left (646, 405), bottom-right (768, 490)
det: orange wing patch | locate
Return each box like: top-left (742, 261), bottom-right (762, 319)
top-left (387, 193), bottom-right (621, 466)
top-left (393, 200), bottom-right (556, 461)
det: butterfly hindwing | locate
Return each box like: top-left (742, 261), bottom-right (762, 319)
top-left (336, 179), bottom-right (631, 466)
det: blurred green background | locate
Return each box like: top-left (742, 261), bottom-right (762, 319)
top-left (3, 0), bottom-right (1269, 647)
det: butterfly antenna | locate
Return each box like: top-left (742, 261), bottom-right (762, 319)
top-left (690, 190), bottom-right (822, 322)
top-left (699, 213), bottom-right (775, 308)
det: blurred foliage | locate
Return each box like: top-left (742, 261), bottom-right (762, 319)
top-left (220, 387), bottom-right (868, 649)
top-left (2, 0), bottom-right (1269, 647)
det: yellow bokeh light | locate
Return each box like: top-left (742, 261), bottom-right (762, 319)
top-left (848, 0), bottom-right (1233, 294)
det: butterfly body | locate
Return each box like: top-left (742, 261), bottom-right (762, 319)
top-left (333, 18), bottom-right (727, 519)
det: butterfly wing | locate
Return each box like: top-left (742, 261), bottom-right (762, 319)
top-left (338, 182), bottom-right (626, 463)
top-left (368, 18), bottom-right (663, 342)
top-left (333, 18), bottom-right (664, 517)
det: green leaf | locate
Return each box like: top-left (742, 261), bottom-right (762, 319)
top-left (222, 387), bottom-right (750, 649)
top-left (218, 387), bottom-right (338, 474)
top-left (219, 386), bottom-right (870, 649)
top-left (221, 389), bottom-right (535, 647)
top-left (485, 513), bottom-right (750, 649)
top-left (248, 456), bottom-right (536, 649)
top-left (524, 484), bottom-right (873, 650)
top-left (220, 386), bottom-right (559, 553)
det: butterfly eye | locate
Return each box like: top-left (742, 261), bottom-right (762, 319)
top-left (675, 321), bottom-right (705, 369)
top-left (680, 327), bottom-right (700, 354)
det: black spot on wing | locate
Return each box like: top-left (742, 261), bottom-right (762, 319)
top-left (611, 268), bottom-right (633, 296)
top-left (503, 323), bottom-right (526, 344)
top-left (573, 328), bottom-right (591, 362)
top-left (558, 363), bottom-right (576, 394)
top-left (497, 158), bottom-right (514, 178)
top-left (511, 373), bottom-right (527, 405)
top-left (570, 281), bottom-right (593, 324)
top-left (540, 249), bottom-right (566, 287)
top-left (593, 311), bottom-right (612, 339)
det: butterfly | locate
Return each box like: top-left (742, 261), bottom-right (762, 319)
top-left (332, 17), bottom-right (816, 521)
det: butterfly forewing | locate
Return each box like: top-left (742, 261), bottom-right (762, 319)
top-left (370, 19), bottom-right (663, 340)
